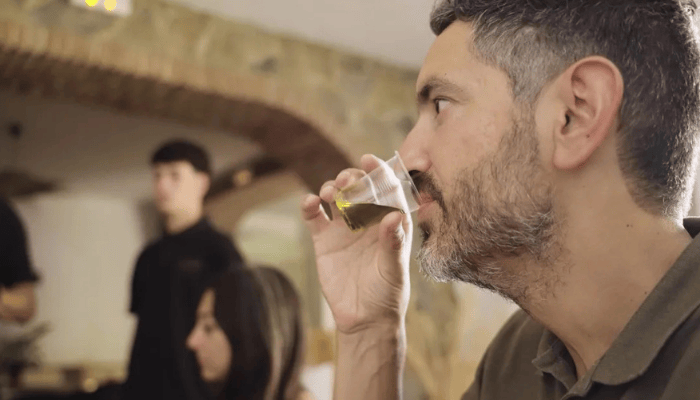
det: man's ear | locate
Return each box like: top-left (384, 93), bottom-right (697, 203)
top-left (550, 56), bottom-right (624, 171)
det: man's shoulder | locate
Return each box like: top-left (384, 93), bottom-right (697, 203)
top-left (202, 225), bottom-right (235, 245)
top-left (135, 238), bottom-right (163, 264)
top-left (197, 224), bottom-right (244, 262)
top-left (139, 239), bottom-right (161, 254)
top-left (186, 221), bottom-right (231, 247)
top-left (631, 306), bottom-right (700, 398)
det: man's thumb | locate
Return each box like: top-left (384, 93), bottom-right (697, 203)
top-left (379, 211), bottom-right (406, 253)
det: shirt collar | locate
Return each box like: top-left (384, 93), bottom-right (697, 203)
top-left (532, 217), bottom-right (700, 388)
top-left (591, 217), bottom-right (700, 385)
top-left (533, 329), bottom-right (578, 390)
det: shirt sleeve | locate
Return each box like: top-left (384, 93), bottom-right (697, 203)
top-left (0, 200), bottom-right (39, 287)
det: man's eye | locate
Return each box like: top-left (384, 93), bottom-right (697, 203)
top-left (434, 99), bottom-right (450, 114)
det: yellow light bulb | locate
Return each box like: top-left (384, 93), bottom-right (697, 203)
top-left (104, 0), bottom-right (117, 11)
top-left (85, 0), bottom-right (98, 6)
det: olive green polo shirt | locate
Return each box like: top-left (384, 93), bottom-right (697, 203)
top-left (462, 218), bottom-right (700, 400)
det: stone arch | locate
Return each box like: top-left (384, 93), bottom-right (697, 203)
top-left (0, 19), bottom-right (353, 193)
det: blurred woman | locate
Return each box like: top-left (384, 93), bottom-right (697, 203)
top-left (186, 266), bottom-right (313, 400)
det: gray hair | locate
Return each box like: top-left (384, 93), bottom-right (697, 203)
top-left (431, 0), bottom-right (700, 219)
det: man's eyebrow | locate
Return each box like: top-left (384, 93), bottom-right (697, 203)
top-left (416, 77), bottom-right (465, 106)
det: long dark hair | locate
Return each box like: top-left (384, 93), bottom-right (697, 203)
top-left (208, 266), bottom-right (305, 400)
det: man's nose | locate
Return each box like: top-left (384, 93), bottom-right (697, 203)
top-left (399, 122), bottom-right (431, 174)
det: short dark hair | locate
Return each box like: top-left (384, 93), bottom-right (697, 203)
top-left (431, 0), bottom-right (700, 219)
top-left (150, 140), bottom-right (211, 176)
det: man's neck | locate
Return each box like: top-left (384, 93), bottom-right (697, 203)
top-left (164, 210), bottom-right (204, 235)
top-left (524, 207), bottom-right (691, 379)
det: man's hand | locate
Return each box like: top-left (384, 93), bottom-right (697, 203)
top-left (302, 154), bottom-right (413, 333)
top-left (301, 154), bottom-right (413, 400)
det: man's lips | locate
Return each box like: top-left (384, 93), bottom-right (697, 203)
top-left (417, 192), bottom-right (434, 207)
top-left (418, 200), bottom-right (435, 211)
top-left (416, 194), bottom-right (435, 219)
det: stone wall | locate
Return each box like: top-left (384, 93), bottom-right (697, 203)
top-left (0, 0), bottom-right (418, 163)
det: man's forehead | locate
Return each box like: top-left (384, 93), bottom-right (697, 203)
top-left (416, 21), bottom-right (479, 92)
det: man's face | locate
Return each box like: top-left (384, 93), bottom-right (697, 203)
top-left (401, 21), bottom-right (560, 303)
top-left (152, 161), bottom-right (207, 216)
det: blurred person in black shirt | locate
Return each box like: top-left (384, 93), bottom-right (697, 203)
top-left (123, 140), bottom-right (245, 400)
top-left (0, 198), bottom-right (38, 324)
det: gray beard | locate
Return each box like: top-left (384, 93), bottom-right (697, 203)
top-left (416, 116), bottom-right (564, 306)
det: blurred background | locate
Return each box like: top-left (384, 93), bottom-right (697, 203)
top-left (1, 1), bottom-right (699, 399)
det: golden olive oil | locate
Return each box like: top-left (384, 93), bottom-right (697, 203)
top-left (336, 200), bottom-right (404, 232)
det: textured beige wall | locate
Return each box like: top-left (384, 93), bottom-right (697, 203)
top-left (13, 194), bottom-right (143, 365)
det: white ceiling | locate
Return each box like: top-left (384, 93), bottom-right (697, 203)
top-left (165, 0), bottom-right (437, 69)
